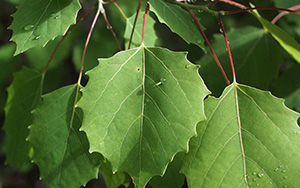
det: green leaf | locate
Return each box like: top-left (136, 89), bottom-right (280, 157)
top-left (0, 44), bottom-right (19, 113)
top-left (149, 0), bottom-right (205, 50)
top-left (78, 46), bottom-right (210, 187)
top-left (197, 26), bottom-right (282, 96)
top-left (182, 82), bottom-right (300, 188)
top-left (3, 67), bottom-right (43, 167)
top-left (124, 11), bottom-right (157, 48)
top-left (100, 160), bottom-right (131, 188)
top-left (149, 152), bottom-right (185, 188)
top-left (28, 84), bottom-right (102, 188)
top-left (253, 13), bottom-right (300, 64)
top-left (9, 0), bottom-right (81, 55)
top-left (271, 64), bottom-right (300, 97)
top-left (285, 88), bottom-right (300, 113)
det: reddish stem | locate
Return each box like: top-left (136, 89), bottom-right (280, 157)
top-left (272, 5), bottom-right (300, 24)
top-left (229, 7), bottom-right (300, 15)
top-left (103, 0), bottom-right (119, 4)
top-left (42, 4), bottom-right (96, 74)
top-left (128, 0), bottom-right (143, 49)
top-left (208, 0), bottom-right (220, 7)
top-left (102, 12), bottom-right (123, 51)
top-left (78, 4), bottom-right (102, 84)
top-left (142, 4), bottom-right (150, 44)
top-left (218, 16), bottom-right (236, 82)
top-left (189, 10), bottom-right (230, 85)
top-left (220, 0), bottom-right (246, 9)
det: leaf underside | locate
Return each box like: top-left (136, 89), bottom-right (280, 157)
top-left (3, 67), bottom-right (42, 167)
top-left (28, 84), bottom-right (101, 188)
top-left (9, 0), bottom-right (81, 55)
top-left (182, 82), bottom-right (300, 188)
top-left (78, 46), bottom-right (210, 187)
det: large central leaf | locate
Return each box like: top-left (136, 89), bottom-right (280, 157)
top-left (78, 45), bottom-right (210, 187)
top-left (182, 82), bottom-right (300, 187)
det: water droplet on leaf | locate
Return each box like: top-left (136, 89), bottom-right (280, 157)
top-left (34, 35), bottom-right (41, 40)
top-left (24, 24), bottom-right (34, 31)
top-left (274, 168), bottom-right (279, 172)
top-left (54, 16), bottom-right (59, 19)
top-left (185, 64), bottom-right (192, 69)
top-left (283, 176), bottom-right (288, 179)
top-left (156, 78), bottom-right (166, 86)
top-left (282, 170), bottom-right (286, 173)
top-left (257, 173), bottom-right (264, 178)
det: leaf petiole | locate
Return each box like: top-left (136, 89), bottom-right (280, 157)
top-left (218, 16), bottom-right (236, 82)
top-left (78, 0), bottom-right (102, 84)
top-left (142, 4), bottom-right (150, 44)
top-left (42, 3), bottom-right (97, 75)
top-left (128, 0), bottom-right (143, 49)
top-left (189, 10), bottom-right (230, 85)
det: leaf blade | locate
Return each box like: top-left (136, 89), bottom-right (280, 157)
top-left (3, 67), bottom-right (43, 167)
top-left (78, 46), bottom-right (210, 187)
top-left (182, 83), bottom-right (300, 187)
top-left (28, 84), bottom-right (102, 188)
top-left (9, 0), bottom-right (81, 55)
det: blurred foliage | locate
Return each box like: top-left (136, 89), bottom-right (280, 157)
top-left (1, 0), bottom-right (300, 187)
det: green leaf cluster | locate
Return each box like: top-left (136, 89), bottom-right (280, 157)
top-left (2, 0), bottom-right (300, 187)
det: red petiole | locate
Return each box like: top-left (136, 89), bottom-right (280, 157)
top-left (128, 0), bottom-right (143, 49)
top-left (218, 16), bottom-right (236, 82)
top-left (189, 10), bottom-right (230, 85)
top-left (142, 4), bottom-right (150, 44)
top-left (228, 7), bottom-right (300, 15)
top-left (78, 2), bottom-right (103, 84)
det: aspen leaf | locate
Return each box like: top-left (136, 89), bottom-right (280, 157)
top-left (78, 45), bottom-right (210, 187)
top-left (182, 82), bottom-right (300, 188)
